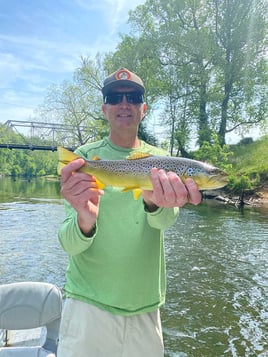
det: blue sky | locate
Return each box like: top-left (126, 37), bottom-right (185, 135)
top-left (0, 0), bottom-right (145, 124)
top-left (0, 0), bottom-right (263, 144)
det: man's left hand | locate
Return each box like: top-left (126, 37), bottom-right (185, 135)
top-left (142, 168), bottom-right (202, 209)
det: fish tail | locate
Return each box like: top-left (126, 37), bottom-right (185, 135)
top-left (57, 147), bottom-right (80, 175)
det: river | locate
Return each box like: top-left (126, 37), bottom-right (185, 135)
top-left (0, 177), bottom-right (267, 357)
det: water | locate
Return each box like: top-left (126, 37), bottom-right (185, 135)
top-left (0, 177), bottom-right (267, 356)
top-left (162, 204), bottom-right (268, 356)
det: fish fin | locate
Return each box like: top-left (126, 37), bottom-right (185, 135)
top-left (57, 162), bottom-right (65, 176)
top-left (132, 189), bottom-right (142, 200)
top-left (127, 152), bottom-right (152, 160)
top-left (57, 147), bottom-right (81, 175)
top-left (92, 156), bottom-right (101, 161)
top-left (95, 178), bottom-right (106, 190)
top-left (57, 148), bottom-right (106, 190)
top-left (121, 187), bottom-right (135, 192)
top-left (121, 187), bottom-right (142, 200)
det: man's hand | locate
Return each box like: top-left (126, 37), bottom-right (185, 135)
top-left (60, 159), bottom-right (104, 235)
top-left (142, 168), bottom-right (202, 209)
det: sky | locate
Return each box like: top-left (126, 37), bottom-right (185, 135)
top-left (0, 0), bottom-right (263, 145)
top-left (0, 0), bottom-right (146, 125)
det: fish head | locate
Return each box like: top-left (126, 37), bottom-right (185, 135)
top-left (191, 166), bottom-right (229, 190)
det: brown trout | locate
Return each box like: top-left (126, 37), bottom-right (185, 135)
top-left (58, 147), bottom-right (228, 199)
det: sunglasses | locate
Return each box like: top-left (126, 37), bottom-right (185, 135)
top-left (104, 92), bottom-right (144, 105)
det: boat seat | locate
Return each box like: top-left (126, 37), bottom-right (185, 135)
top-left (0, 282), bottom-right (62, 356)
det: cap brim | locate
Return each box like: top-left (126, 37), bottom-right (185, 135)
top-left (102, 80), bottom-right (145, 96)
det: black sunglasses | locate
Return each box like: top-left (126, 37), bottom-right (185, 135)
top-left (104, 92), bottom-right (144, 105)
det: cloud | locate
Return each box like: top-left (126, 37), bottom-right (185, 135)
top-left (0, 88), bottom-right (40, 125)
top-left (0, 53), bottom-right (23, 87)
top-left (0, 0), bottom-right (146, 123)
top-left (0, 33), bottom-right (85, 70)
top-left (74, 0), bottom-right (145, 34)
top-left (0, 33), bottom-right (89, 100)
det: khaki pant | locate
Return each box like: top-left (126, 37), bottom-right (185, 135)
top-left (57, 298), bottom-right (164, 357)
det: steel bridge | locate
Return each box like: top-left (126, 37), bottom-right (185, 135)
top-left (0, 120), bottom-right (91, 151)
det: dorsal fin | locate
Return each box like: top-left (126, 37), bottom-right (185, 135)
top-left (127, 152), bottom-right (152, 160)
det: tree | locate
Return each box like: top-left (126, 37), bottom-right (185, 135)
top-left (126, 0), bottom-right (220, 149)
top-left (111, 0), bottom-right (267, 151)
top-left (39, 55), bottom-right (109, 147)
top-left (210, 0), bottom-right (268, 144)
top-left (0, 124), bottom-right (58, 177)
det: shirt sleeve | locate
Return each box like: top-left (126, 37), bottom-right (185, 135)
top-left (58, 201), bottom-right (97, 256)
top-left (146, 207), bottom-right (179, 230)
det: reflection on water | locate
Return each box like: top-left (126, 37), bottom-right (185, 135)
top-left (0, 178), bottom-right (267, 356)
top-left (0, 177), bottom-right (67, 287)
top-left (0, 176), bottom-right (61, 203)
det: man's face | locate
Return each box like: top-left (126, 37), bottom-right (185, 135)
top-left (102, 86), bottom-right (147, 132)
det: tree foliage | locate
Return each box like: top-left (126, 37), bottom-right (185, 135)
top-left (108, 0), bottom-right (267, 153)
top-left (0, 124), bottom-right (58, 178)
top-left (31, 0), bottom-right (267, 153)
top-left (38, 55), bottom-right (109, 147)
top-left (194, 132), bottom-right (233, 172)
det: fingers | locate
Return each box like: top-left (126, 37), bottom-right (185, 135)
top-left (151, 169), bottom-right (188, 207)
top-left (61, 158), bottom-right (85, 184)
top-left (59, 159), bottom-right (103, 236)
top-left (60, 160), bottom-right (104, 206)
top-left (147, 168), bottom-right (202, 208)
top-left (61, 175), bottom-right (100, 199)
top-left (185, 178), bottom-right (202, 205)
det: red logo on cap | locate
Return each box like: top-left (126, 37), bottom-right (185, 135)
top-left (115, 69), bottom-right (131, 80)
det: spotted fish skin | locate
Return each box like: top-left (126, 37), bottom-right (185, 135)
top-left (58, 147), bottom-right (229, 197)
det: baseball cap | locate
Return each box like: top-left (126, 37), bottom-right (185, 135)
top-left (102, 68), bottom-right (145, 96)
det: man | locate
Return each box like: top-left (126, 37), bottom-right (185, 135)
top-left (57, 68), bottom-right (202, 357)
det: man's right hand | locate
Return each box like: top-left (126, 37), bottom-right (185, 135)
top-left (60, 158), bottom-right (104, 236)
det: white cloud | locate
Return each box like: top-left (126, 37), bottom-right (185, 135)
top-left (0, 33), bottom-right (87, 70)
top-left (0, 106), bottom-right (36, 124)
top-left (0, 0), bottom-right (146, 123)
top-left (74, 0), bottom-right (145, 34)
top-left (0, 53), bottom-right (23, 87)
top-left (0, 101), bottom-right (37, 126)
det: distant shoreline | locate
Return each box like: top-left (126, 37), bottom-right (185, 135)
top-left (203, 186), bottom-right (268, 208)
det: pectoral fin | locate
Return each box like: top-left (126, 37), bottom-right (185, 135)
top-left (95, 178), bottom-right (106, 190)
top-left (132, 189), bottom-right (142, 200)
top-left (121, 187), bottom-right (142, 200)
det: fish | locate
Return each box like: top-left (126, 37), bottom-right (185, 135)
top-left (57, 146), bottom-right (229, 199)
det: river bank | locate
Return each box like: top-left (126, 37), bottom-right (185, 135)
top-left (204, 183), bottom-right (268, 209)
top-left (252, 185), bottom-right (268, 206)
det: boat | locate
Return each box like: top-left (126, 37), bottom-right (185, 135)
top-left (0, 281), bottom-right (62, 356)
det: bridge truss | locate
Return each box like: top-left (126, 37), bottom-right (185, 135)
top-left (1, 120), bottom-right (90, 151)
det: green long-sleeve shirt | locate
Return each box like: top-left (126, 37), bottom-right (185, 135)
top-left (58, 137), bottom-right (179, 316)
